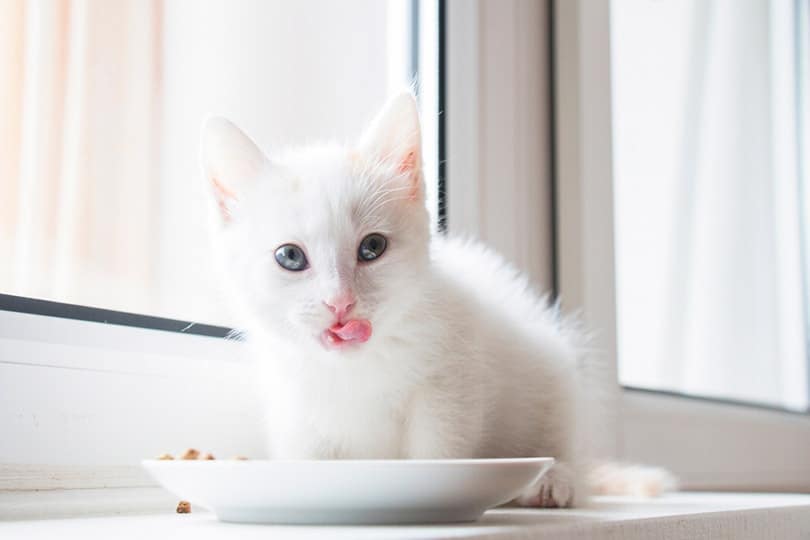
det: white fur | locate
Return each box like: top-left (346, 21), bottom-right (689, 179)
top-left (200, 92), bottom-right (660, 508)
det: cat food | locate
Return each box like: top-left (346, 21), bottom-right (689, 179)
top-left (156, 449), bottom-right (245, 514)
top-left (181, 448), bottom-right (200, 460)
top-left (156, 449), bottom-right (244, 461)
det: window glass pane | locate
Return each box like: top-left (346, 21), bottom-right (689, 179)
top-left (611, 0), bottom-right (810, 411)
top-left (0, 0), bottom-right (416, 326)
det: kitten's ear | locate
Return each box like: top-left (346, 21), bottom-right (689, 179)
top-left (200, 116), bottom-right (269, 224)
top-left (357, 91), bottom-right (423, 199)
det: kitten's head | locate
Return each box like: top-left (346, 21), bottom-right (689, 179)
top-left (201, 92), bottom-right (430, 353)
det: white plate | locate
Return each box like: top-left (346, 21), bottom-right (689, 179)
top-left (142, 457), bottom-right (554, 525)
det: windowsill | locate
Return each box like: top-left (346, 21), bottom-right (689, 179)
top-left (2, 490), bottom-right (809, 539)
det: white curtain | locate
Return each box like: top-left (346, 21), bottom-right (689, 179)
top-left (0, 0), bottom-right (161, 313)
top-left (613, 0), bottom-right (808, 410)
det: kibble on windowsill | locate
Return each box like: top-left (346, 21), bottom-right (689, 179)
top-left (181, 448), bottom-right (200, 460)
top-left (176, 500), bottom-right (192, 514)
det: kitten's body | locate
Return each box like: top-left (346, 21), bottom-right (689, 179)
top-left (257, 235), bottom-right (578, 458)
top-left (202, 93), bottom-right (664, 508)
top-left (250, 234), bottom-right (584, 506)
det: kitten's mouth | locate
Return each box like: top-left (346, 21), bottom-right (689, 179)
top-left (321, 319), bottom-right (373, 350)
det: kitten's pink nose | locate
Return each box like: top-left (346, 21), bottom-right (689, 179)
top-left (324, 294), bottom-right (356, 321)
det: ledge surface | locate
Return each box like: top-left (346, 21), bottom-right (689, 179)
top-left (2, 491), bottom-right (810, 539)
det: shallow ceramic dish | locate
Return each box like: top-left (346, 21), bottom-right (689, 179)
top-left (142, 457), bottom-right (554, 525)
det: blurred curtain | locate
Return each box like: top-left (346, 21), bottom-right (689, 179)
top-left (0, 0), bottom-right (161, 312)
top-left (663, 0), bottom-right (806, 408)
top-left (613, 0), bottom-right (808, 410)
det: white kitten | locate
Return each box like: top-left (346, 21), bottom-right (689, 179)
top-left (200, 92), bottom-right (667, 507)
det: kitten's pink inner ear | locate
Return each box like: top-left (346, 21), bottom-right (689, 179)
top-left (212, 177), bottom-right (237, 223)
top-left (398, 150), bottom-right (421, 199)
top-left (358, 92), bottom-right (424, 201)
top-left (201, 116), bottom-right (270, 225)
top-left (399, 150), bottom-right (417, 174)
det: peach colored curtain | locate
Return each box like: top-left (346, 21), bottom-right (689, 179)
top-left (0, 0), bottom-right (161, 313)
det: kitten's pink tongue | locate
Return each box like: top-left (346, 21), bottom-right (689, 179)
top-left (329, 319), bottom-right (372, 343)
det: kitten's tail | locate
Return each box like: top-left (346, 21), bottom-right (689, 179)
top-left (551, 302), bottom-right (678, 499)
top-left (587, 462), bottom-right (679, 497)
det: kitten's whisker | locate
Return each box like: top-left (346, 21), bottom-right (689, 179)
top-left (356, 186), bottom-right (412, 224)
top-left (360, 186), bottom-right (411, 211)
top-left (360, 188), bottom-right (410, 212)
top-left (363, 195), bottom-right (410, 217)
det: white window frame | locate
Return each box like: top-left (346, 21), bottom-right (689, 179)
top-left (0, 305), bottom-right (263, 492)
top-left (446, 0), bottom-right (555, 292)
top-left (446, 0), bottom-right (810, 491)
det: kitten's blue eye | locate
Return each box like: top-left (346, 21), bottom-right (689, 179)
top-left (274, 244), bottom-right (308, 271)
top-left (358, 233), bottom-right (387, 262)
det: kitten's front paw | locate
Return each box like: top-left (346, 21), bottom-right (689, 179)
top-left (516, 462), bottom-right (575, 508)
